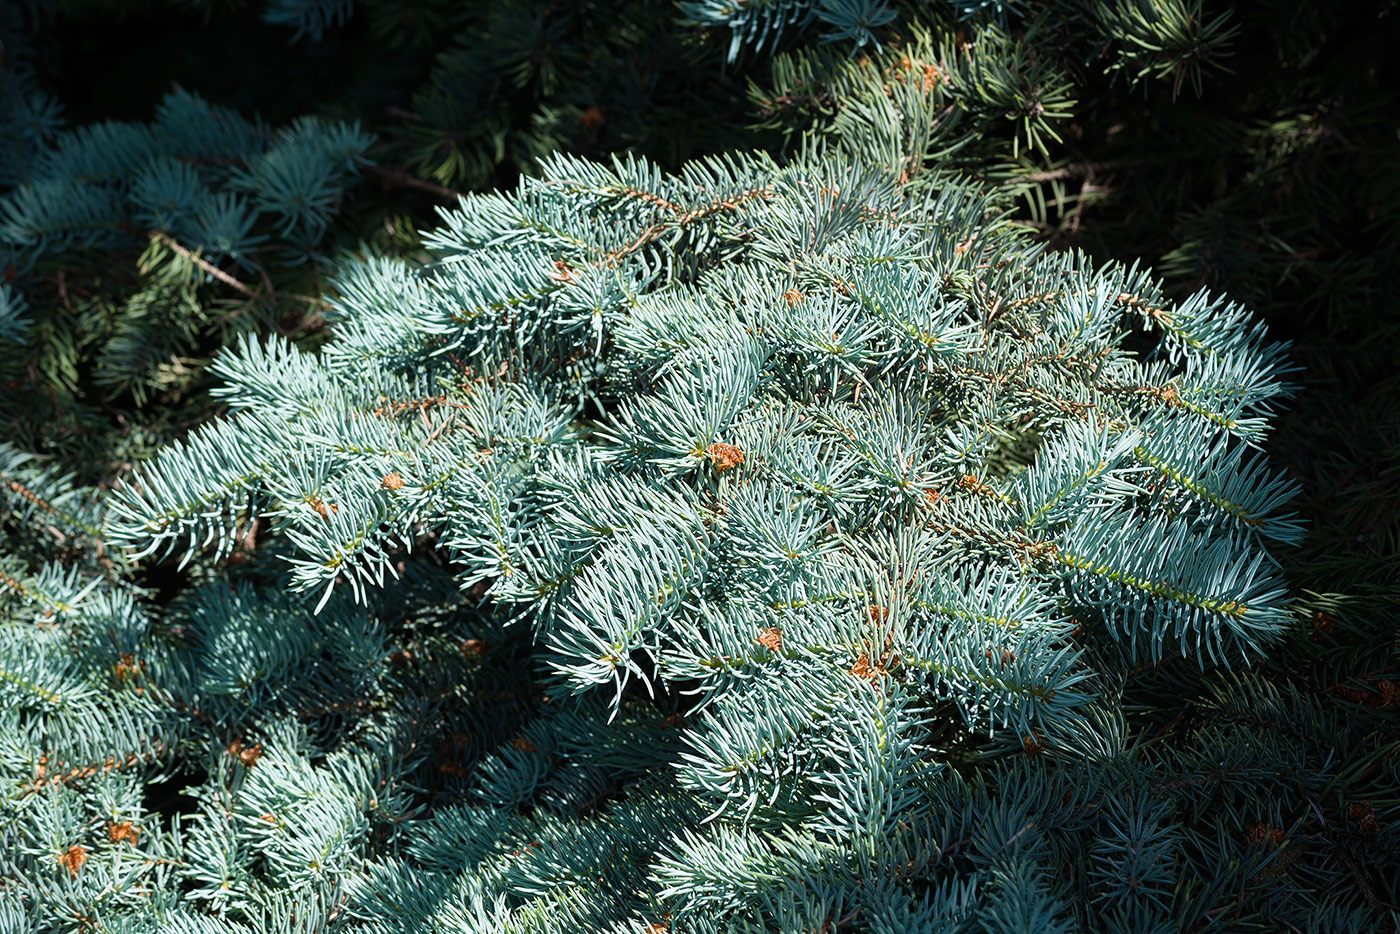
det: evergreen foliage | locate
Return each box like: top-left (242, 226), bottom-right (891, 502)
top-left (0, 78), bottom-right (372, 478)
top-left (2, 0), bottom-right (1398, 931)
top-left (6, 143), bottom-right (1392, 932)
top-left (198, 0), bottom-right (755, 193)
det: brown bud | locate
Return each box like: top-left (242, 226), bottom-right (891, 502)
top-left (113, 653), bottom-right (142, 682)
top-left (1245, 822), bottom-right (1284, 847)
top-left (107, 821), bottom-right (139, 845)
top-left (56, 845), bottom-right (87, 877)
top-left (228, 740), bottom-right (263, 767)
top-left (549, 259), bottom-right (576, 284)
top-left (309, 497), bottom-right (338, 520)
top-left (704, 443), bottom-right (744, 473)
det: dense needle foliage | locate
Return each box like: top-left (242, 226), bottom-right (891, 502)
top-left (1, 1), bottom-right (1396, 931)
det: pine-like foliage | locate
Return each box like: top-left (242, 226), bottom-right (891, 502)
top-left (215, 0), bottom-right (754, 193)
top-left (0, 82), bottom-right (372, 477)
top-left (3, 0), bottom-right (1399, 931)
top-left (7, 138), bottom-right (1393, 932)
top-left (378, 0), bottom-right (744, 192)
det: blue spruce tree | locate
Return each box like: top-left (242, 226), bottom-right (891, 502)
top-left (2, 1), bottom-right (1397, 932)
top-left (9, 137), bottom-right (1383, 931)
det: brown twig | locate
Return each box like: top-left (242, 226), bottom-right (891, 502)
top-left (1012, 159), bottom-right (1151, 185)
top-left (150, 231), bottom-right (256, 297)
top-left (369, 163), bottom-right (467, 205)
